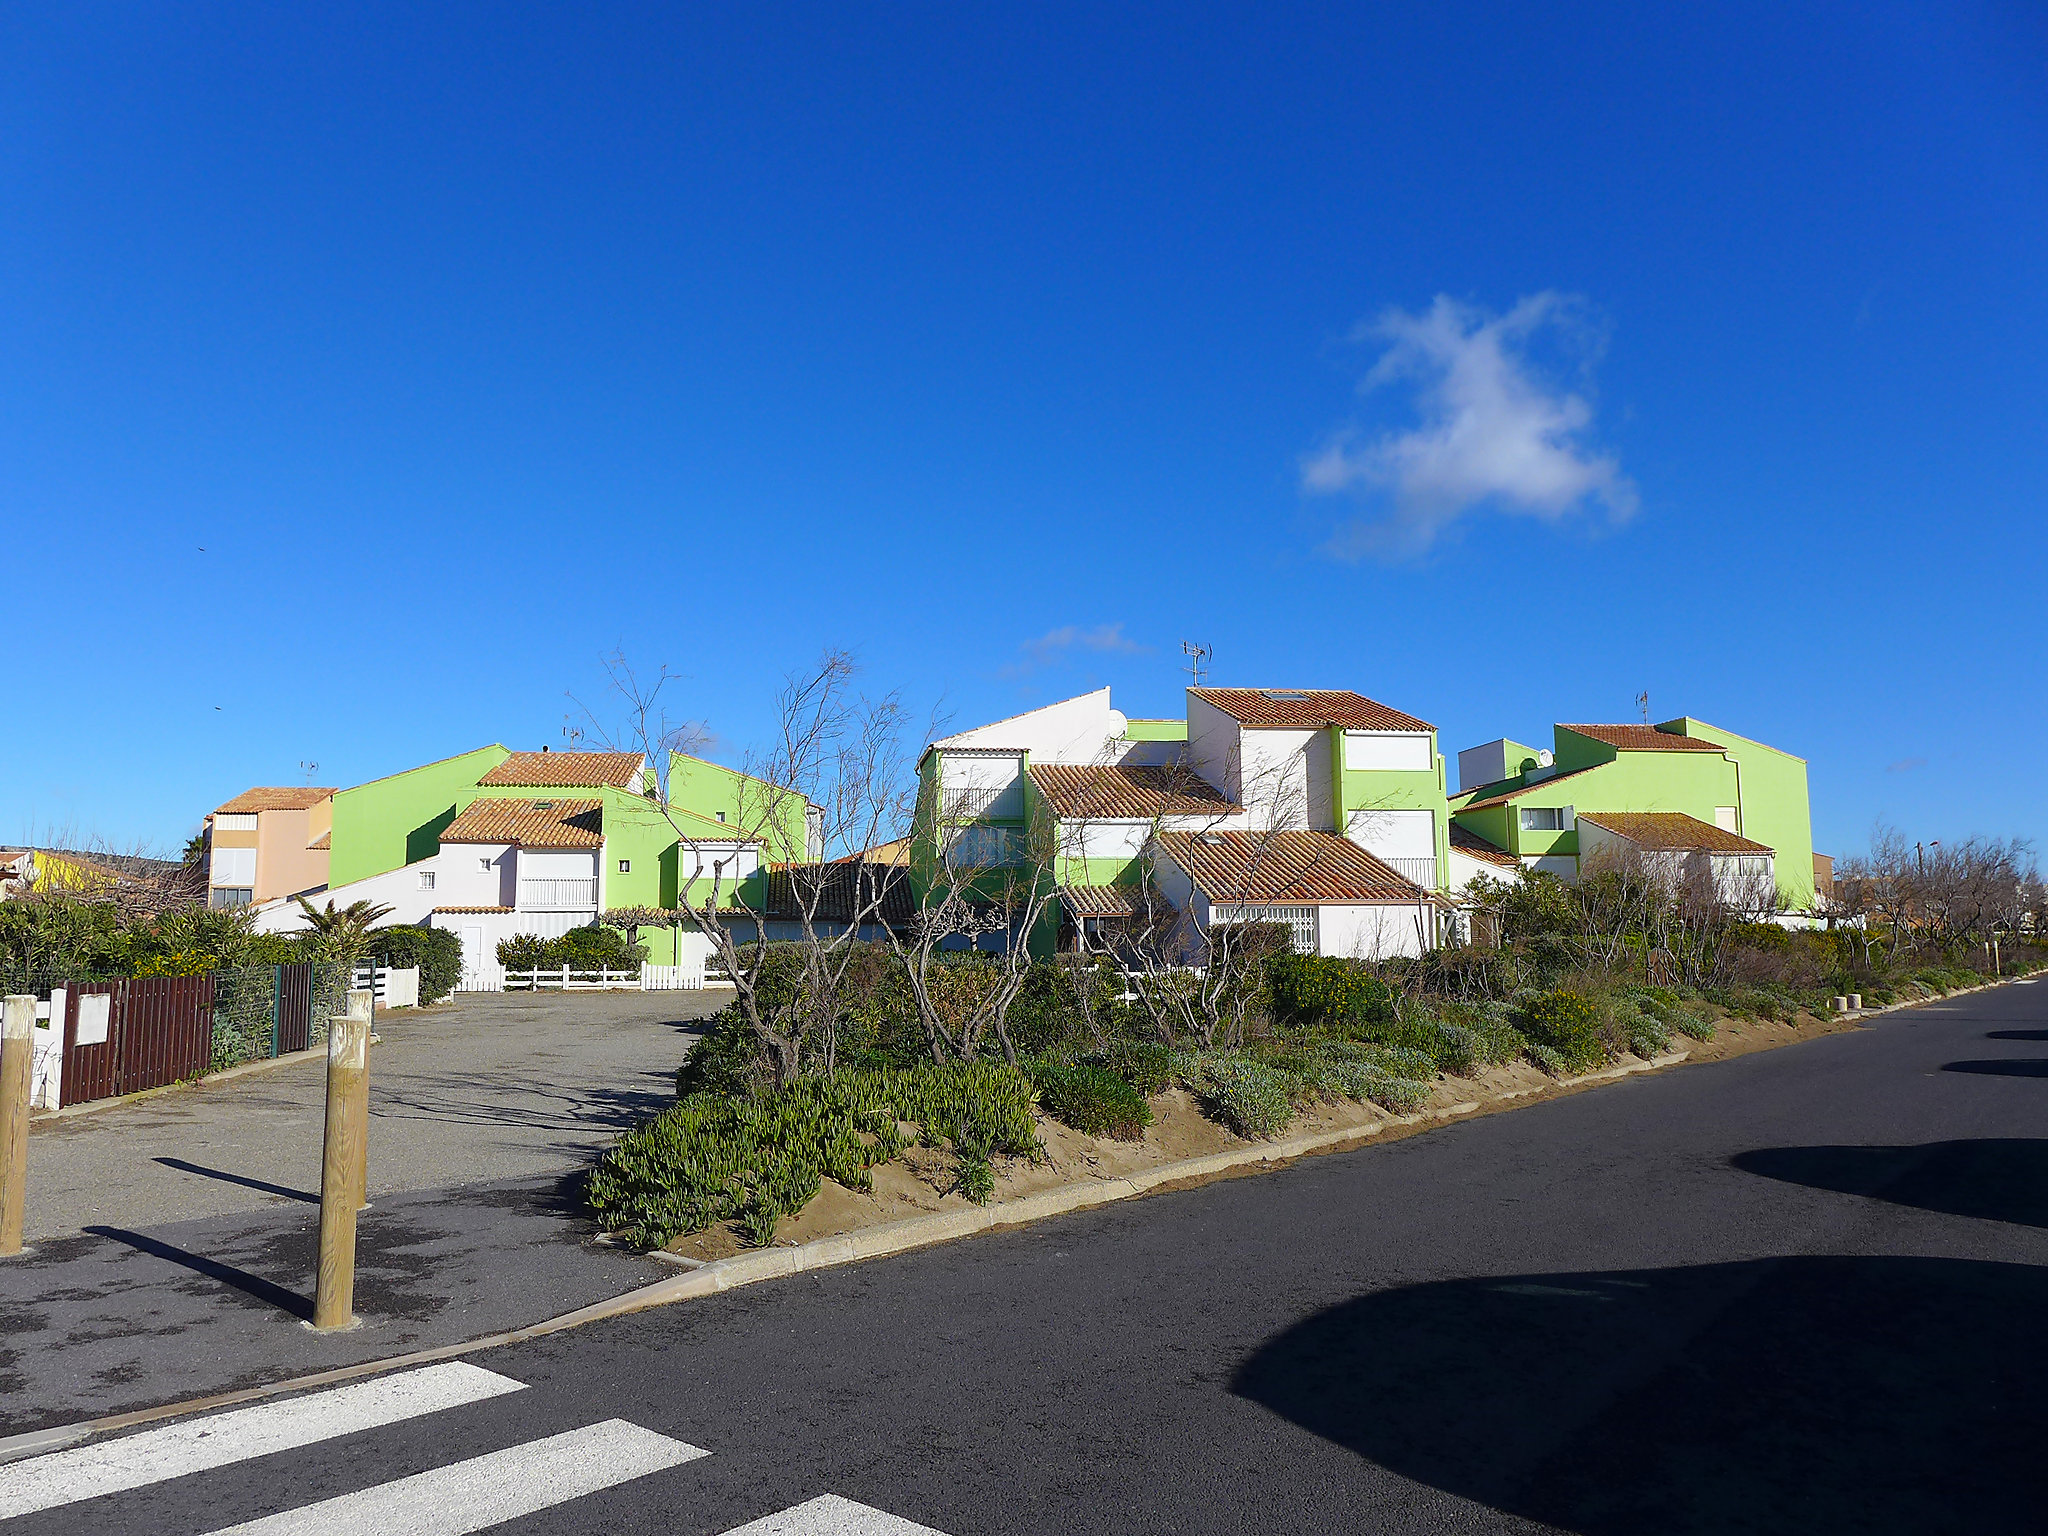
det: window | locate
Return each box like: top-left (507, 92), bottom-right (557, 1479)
top-left (208, 888), bottom-right (253, 909)
top-left (210, 847), bottom-right (256, 887)
top-left (947, 824), bottom-right (1022, 867)
top-left (478, 857), bottom-right (492, 870)
top-left (212, 813), bottom-right (258, 832)
top-left (418, 870), bottom-right (436, 891)
top-left (1520, 807), bottom-right (1565, 832)
top-left (1259, 690), bottom-right (1309, 702)
top-left (715, 811), bottom-right (726, 823)
top-left (1343, 731), bottom-right (1433, 772)
top-left (618, 858), bottom-right (631, 873)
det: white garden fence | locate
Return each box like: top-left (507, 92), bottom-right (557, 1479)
top-left (450, 960), bottom-right (732, 994)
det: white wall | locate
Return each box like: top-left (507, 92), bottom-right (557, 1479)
top-left (255, 857), bottom-right (442, 932)
top-left (1185, 694), bottom-right (1244, 806)
top-left (1446, 847), bottom-right (1520, 898)
top-left (1240, 726), bottom-right (1325, 831)
top-left (1318, 902), bottom-right (1431, 960)
top-left (1063, 820), bottom-right (1150, 861)
top-left (677, 843), bottom-right (759, 882)
top-left (1457, 740), bottom-right (1512, 793)
top-left (940, 751), bottom-right (1026, 820)
top-left (435, 843), bottom-right (515, 908)
top-left (1344, 732), bottom-right (1433, 772)
top-left (934, 688), bottom-right (1128, 765)
top-left (1346, 808), bottom-right (1436, 860)
top-left (519, 849), bottom-right (598, 881)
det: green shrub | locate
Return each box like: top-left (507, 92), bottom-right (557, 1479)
top-left (675, 1003), bottom-right (769, 1097)
top-left (1268, 954), bottom-right (1394, 1028)
top-left (1671, 1002), bottom-right (1718, 1041)
top-left (1621, 1009), bottom-right (1672, 1060)
top-left (1197, 1057), bottom-right (1296, 1139)
top-left (1026, 1057), bottom-right (1152, 1140)
top-left (1103, 1039), bottom-right (1175, 1096)
top-left (1518, 988), bottom-right (1609, 1073)
top-left (589, 1060), bottom-right (1040, 1249)
top-left (368, 925), bottom-right (463, 1002)
top-left (497, 923), bottom-right (648, 971)
top-left (1526, 1042), bottom-right (1569, 1075)
top-left (952, 1148), bottom-right (996, 1205)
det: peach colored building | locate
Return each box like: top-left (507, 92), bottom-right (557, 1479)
top-left (206, 787), bottom-right (336, 907)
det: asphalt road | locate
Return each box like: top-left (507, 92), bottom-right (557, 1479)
top-left (10, 979), bottom-right (2047, 1535)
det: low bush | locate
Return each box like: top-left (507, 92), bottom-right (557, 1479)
top-left (1027, 1057), bottom-right (1152, 1140)
top-left (589, 1060), bottom-right (1039, 1249)
top-left (498, 923), bottom-right (648, 972)
top-left (1671, 1002), bottom-right (1718, 1041)
top-left (1268, 954), bottom-right (1395, 1028)
top-left (1518, 988), bottom-right (1610, 1073)
top-left (1525, 1042), bottom-right (1569, 1075)
top-left (1193, 1057), bottom-right (1296, 1139)
top-left (1618, 1007), bottom-right (1672, 1061)
top-left (1102, 1038), bottom-right (1176, 1096)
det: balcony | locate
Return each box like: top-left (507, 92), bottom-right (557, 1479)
top-left (518, 878), bottom-right (598, 911)
top-left (1383, 856), bottom-right (1439, 890)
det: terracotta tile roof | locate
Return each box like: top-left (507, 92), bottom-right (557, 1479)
top-left (1189, 688), bottom-right (1433, 733)
top-left (1060, 884), bottom-right (1162, 919)
top-left (765, 862), bottom-right (914, 925)
top-left (214, 787), bottom-right (337, 814)
top-left (432, 905), bottom-right (513, 914)
top-left (439, 797), bottom-right (603, 848)
top-left (1454, 763), bottom-right (1603, 809)
top-left (1155, 829), bottom-right (1424, 904)
top-left (1559, 724), bottom-right (1723, 753)
top-left (1449, 824), bottom-right (1520, 868)
top-left (1028, 763), bottom-right (1240, 821)
top-left (307, 831), bottom-right (331, 851)
top-left (1577, 812), bottom-right (1774, 856)
top-left (476, 751), bottom-right (644, 788)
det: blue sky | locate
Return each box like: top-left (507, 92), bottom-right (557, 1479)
top-left (4, 2), bottom-right (2043, 860)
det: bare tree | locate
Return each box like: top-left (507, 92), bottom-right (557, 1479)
top-left (576, 650), bottom-right (919, 1085)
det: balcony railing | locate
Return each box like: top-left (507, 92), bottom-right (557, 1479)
top-left (1383, 857), bottom-right (1439, 890)
top-left (518, 878), bottom-right (598, 911)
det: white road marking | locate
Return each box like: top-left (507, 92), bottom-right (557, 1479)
top-left (0, 1362), bottom-right (524, 1519)
top-left (719, 1494), bottom-right (952, 1535)
top-left (202, 1419), bottom-right (706, 1535)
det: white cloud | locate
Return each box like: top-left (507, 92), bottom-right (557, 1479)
top-left (1005, 623), bottom-right (1146, 677)
top-left (1304, 292), bottom-right (1637, 558)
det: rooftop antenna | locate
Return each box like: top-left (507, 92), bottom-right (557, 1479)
top-left (299, 760), bottom-right (319, 785)
top-left (1182, 641), bottom-right (1212, 688)
top-left (1636, 690), bottom-right (1650, 724)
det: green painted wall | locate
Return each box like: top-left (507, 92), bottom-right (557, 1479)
top-left (667, 753), bottom-right (809, 864)
top-left (327, 745), bottom-right (508, 887)
top-left (1122, 719), bottom-right (1188, 742)
top-left (1667, 717), bottom-right (1816, 907)
top-left (1451, 753), bottom-right (1740, 861)
top-left (1329, 727), bottom-right (1449, 887)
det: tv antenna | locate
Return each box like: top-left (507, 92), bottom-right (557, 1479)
top-left (1182, 641), bottom-right (1212, 687)
top-left (1635, 691), bottom-right (1650, 724)
top-left (299, 760), bottom-right (319, 785)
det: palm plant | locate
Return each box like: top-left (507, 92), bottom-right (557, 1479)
top-left (293, 896), bottom-right (396, 963)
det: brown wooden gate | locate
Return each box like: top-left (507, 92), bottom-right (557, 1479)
top-left (61, 975), bottom-right (216, 1107)
top-left (276, 962), bottom-right (313, 1054)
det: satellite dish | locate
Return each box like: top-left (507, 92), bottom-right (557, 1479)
top-left (1537, 750), bottom-right (1554, 768)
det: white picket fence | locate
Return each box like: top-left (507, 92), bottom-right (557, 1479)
top-left (451, 960), bottom-right (729, 994)
top-left (349, 964), bottom-right (421, 1008)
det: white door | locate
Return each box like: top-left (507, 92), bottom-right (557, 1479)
top-left (460, 924), bottom-right (486, 982)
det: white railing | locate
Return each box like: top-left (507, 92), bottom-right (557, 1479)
top-left (517, 878), bottom-right (598, 910)
top-left (503, 965), bottom-right (643, 991)
top-left (639, 962), bottom-right (705, 991)
top-left (1384, 857), bottom-right (1438, 890)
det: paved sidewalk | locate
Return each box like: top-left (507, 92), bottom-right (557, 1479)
top-left (0, 1173), bottom-right (665, 1434)
top-left (0, 988), bottom-right (726, 1433)
top-left (22, 988), bottom-right (728, 1241)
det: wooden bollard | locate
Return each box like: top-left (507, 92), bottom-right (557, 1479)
top-left (345, 989), bottom-right (372, 1212)
top-left (0, 995), bottom-right (32, 1257)
top-left (312, 995), bottom-right (371, 1330)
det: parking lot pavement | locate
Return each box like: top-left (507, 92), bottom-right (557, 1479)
top-left (20, 987), bottom-right (729, 1243)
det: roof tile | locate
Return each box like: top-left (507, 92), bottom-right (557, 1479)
top-left (1189, 688), bottom-right (1433, 732)
top-left (477, 751), bottom-right (644, 788)
top-left (1559, 724), bottom-right (1723, 753)
top-left (1576, 811), bottom-right (1774, 855)
top-left (1155, 829), bottom-right (1425, 904)
top-left (439, 797), bottom-right (604, 848)
top-left (214, 787), bottom-right (337, 814)
top-left (1028, 763), bottom-right (1240, 821)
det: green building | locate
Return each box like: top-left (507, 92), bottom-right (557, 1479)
top-left (1448, 719), bottom-right (1816, 908)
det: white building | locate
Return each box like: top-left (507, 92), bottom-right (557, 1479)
top-left (1574, 812), bottom-right (1777, 909)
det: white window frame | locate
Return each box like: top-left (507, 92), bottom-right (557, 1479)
top-left (418, 870), bottom-right (437, 891)
top-left (1214, 903), bottom-right (1318, 954)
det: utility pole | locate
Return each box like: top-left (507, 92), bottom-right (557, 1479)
top-left (0, 995), bottom-right (31, 1257)
top-left (1181, 641), bottom-right (1212, 688)
top-left (312, 988), bottom-right (373, 1330)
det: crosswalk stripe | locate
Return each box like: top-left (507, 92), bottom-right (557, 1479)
top-left (201, 1419), bottom-right (707, 1535)
top-left (718, 1494), bottom-right (952, 1535)
top-left (0, 1362), bottom-right (524, 1520)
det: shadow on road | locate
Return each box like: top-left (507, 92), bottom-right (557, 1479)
top-left (82, 1226), bottom-right (313, 1322)
top-left (1233, 1255), bottom-right (2048, 1535)
top-left (1941, 1059), bottom-right (2048, 1078)
top-left (1731, 1139), bottom-right (2048, 1229)
top-left (1986, 1029), bottom-right (2048, 1041)
top-left (155, 1157), bottom-right (320, 1204)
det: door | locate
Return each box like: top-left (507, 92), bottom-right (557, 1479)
top-left (460, 924), bottom-right (486, 985)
